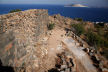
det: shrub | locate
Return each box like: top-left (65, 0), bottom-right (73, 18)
top-left (86, 31), bottom-right (95, 46)
top-left (94, 23), bottom-right (105, 28)
top-left (86, 31), bottom-right (104, 47)
top-left (71, 24), bottom-right (85, 36)
top-left (9, 9), bottom-right (22, 13)
top-left (97, 28), bottom-right (104, 36)
top-left (74, 18), bottom-right (83, 21)
top-left (47, 23), bottom-right (55, 30)
top-left (103, 40), bottom-right (108, 48)
top-left (101, 49), bottom-right (108, 59)
top-left (104, 32), bottom-right (108, 40)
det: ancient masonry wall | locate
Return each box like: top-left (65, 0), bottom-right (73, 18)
top-left (0, 9), bottom-right (49, 68)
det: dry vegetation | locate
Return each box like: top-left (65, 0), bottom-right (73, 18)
top-left (70, 20), bottom-right (108, 59)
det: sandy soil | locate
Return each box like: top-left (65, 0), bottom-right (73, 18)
top-left (47, 27), bottom-right (66, 57)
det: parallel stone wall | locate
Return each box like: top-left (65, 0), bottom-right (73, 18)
top-left (0, 9), bottom-right (49, 68)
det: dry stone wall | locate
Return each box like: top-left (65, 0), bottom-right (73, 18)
top-left (0, 9), bottom-right (49, 69)
top-left (0, 9), bottom-right (105, 72)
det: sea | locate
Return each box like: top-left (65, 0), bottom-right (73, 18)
top-left (0, 4), bottom-right (108, 22)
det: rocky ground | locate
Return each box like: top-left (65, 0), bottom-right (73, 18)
top-left (0, 9), bottom-right (108, 72)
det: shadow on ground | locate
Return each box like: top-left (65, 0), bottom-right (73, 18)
top-left (48, 68), bottom-right (60, 72)
top-left (0, 59), bottom-right (15, 72)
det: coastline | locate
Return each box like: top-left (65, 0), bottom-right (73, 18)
top-left (0, 4), bottom-right (108, 22)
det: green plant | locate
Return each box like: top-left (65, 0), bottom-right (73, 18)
top-left (9, 9), bottom-right (22, 13)
top-left (71, 24), bottom-right (85, 36)
top-left (104, 32), bottom-right (108, 40)
top-left (86, 31), bottom-right (104, 47)
top-left (97, 28), bottom-right (104, 36)
top-left (103, 40), bottom-right (108, 48)
top-left (47, 23), bottom-right (55, 30)
top-left (74, 18), bottom-right (83, 21)
top-left (101, 49), bottom-right (108, 59)
top-left (94, 23), bottom-right (105, 28)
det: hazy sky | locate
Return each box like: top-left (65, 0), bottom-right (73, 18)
top-left (0, 0), bottom-right (108, 7)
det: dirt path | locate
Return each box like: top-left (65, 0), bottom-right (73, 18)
top-left (46, 28), bottom-right (97, 72)
top-left (47, 27), bottom-right (66, 56)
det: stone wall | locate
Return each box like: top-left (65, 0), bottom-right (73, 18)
top-left (0, 9), bottom-right (49, 69)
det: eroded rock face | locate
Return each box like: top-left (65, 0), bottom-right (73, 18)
top-left (0, 9), bottom-right (49, 71)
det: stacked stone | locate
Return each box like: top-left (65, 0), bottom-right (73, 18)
top-left (66, 28), bottom-right (105, 72)
top-left (48, 52), bottom-right (76, 72)
top-left (0, 9), bottom-right (49, 71)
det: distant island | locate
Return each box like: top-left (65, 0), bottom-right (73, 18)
top-left (64, 4), bottom-right (88, 7)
